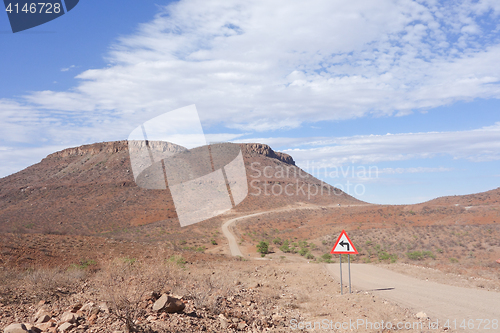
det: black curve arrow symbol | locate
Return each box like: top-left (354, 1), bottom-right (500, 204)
top-left (340, 240), bottom-right (350, 251)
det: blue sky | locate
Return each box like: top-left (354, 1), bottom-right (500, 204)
top-left (1, 0), bottom-right (499, 204)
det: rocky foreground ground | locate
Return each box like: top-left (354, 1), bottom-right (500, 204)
top-left (1, 251), bottom-right (457, 333)
top-left (1, 287), bottom-right (296, 333)
top-left (0, 254), bottom-right (305, 333)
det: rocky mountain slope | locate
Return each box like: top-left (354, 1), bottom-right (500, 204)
top-left (0, 141), bottom-right (361, 237)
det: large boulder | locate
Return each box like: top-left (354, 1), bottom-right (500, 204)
top-left (59, 312), bottom-right (77, 324)
top-left (3, 323), bottom-right (29, 333)
top-left (152, 294), bottom-right (185, 313)
top-left (33, 307), bottom-right (51, 323)
top-left (57, 322), bottom-right (74, 332)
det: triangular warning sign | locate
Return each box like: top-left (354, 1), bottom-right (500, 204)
top-left (331, 230), bottom-right (358, 254)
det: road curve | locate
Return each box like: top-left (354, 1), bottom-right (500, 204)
top-left (326, 263), bottom-right (500, 331)
top-left (221, 204), bottom-right (370, 257)
top-left (221, 211), bottom-right (275, 256)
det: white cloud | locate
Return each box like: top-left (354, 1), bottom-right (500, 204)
top-left (204, 133), bottom-right (247, 143)
top-left (0, 145), bottom-right (69, 178)
top-left (17, 0), bottom-right (500, 133)
top-left (244, 123), bottom-right (500, 166)
top-left (61, 65), bottom-right (76, 72)
top-left (379, 167), bottom-right (454, 174)
top-left (3, 0), bottom-right (500, 178)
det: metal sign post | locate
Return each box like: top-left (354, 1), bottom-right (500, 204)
top-left (339, 254), bottom-right (343, 295)
top-left (331, 230), bottom-right (358, 295)
top-left (348, 254), bottom-right (351, 294)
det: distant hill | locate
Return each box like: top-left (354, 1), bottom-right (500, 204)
top-left (422, 188), bottom-right (500, 206)
top-left (0, 141), bottom-right (361, 236)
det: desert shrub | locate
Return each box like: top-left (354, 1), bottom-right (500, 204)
top-left (167, 255), bottom-right (187, 268)
top-left (298, 240), bottom-right (309, 248)
top-left (272, 237), bottom-right (282, 245)
top-left (422, 250), bottom-right (436, 259)
top-left (378, 251), bottom-right (397, 263)
top-left (305, 253), bottom-right (314, 260)
top-left (187, 267), bottom-right (238, 314)
top-left (211, 239), bottom-right (217, 245)
top-left (320, 253), bottom-right (333, 263)
top-left (69, 259), bottom-right (97, 271)
top-left (182, 245), bottom-right (206, 252)
top-left (406, 251), bottom-right (435, 261)
top-left (298, 248), bottom-right (308, 256)
top-left (121, 257), bottom-right (137, 265)
top-left (23, 267), bottom-right (85, 301)
top-left (256, 241), bottom-right (269, 257)
top-left (279, 240), bottom-right (291, 253)
top-left (449, 257), bottom-right (459, 263)
top-left (407, 251), bottom-right (423, 260)
top-left (98, 259), bottom-right (172, 332)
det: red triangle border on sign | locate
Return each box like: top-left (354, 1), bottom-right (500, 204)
top-left (330, 230), bottom-right (358, 254)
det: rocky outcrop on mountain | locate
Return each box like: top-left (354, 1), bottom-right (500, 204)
top-left (44, 140), bottom-right (187, 160)
top-left (43, 141), bottom-right (295, 166)
top-left (44, 141), bottom-right (130, 160)
top-left (240, 143), bottom-right (295, 165)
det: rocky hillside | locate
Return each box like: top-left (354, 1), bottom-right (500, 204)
top-left (422, 187), bottom-right (500, 206)
top-left (0, 141), bottom-right (361, 237)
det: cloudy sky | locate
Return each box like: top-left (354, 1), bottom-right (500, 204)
top-left (1, 0), bottom-right (499, 204)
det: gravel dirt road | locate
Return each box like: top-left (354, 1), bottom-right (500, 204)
top-left (221, 204), bottom-right (369, 257)
top-left (221, 212), bottom-right (267, 257)
top-left (326, 263), bottom-right (500, 331)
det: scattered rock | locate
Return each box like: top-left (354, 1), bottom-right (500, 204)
top-left (87, 314), bottom-right (97, 325)
top-left (57, 322), bottom-right (74, 332)
top-left (33, 307), bottom-right (50, 322)
top-left (24, 325), bottom-right (41, 333)
top-left (416, 311), bottom-right (428, 320)
top-left (3, 323), bottom-right (29, 333)
top-left (152, 294), bottom-right (185, 313)
top-left (80, 302), bottom-right (94, 312)
top-left (34, 323), bottom-right (53, 332)
top-left (34, 314), bottom-right (50, 324)
top-left (59, 312), bottom-right (77, 324)
top-left (69, 303), bottom-right (83, 313)
top-left (218, 314), bottom-right (228, 329)
top-left (98, 302), bottom-right (109, 313)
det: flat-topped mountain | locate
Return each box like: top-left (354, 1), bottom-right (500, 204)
top-left (0, 141), bottom-right (361, 236)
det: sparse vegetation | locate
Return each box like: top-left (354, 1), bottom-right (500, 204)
top-left (167, 255), bottom-right (187, 267)
top-left (69, 259), bottom-right (97, 270)
top-left (279, 239), bottom-right (291, 253)
top-left (406, 251), bottom-right (435, 261)
top-left (256, 240), bottom-right (269, 257)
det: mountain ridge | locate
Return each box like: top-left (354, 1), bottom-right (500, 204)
top-left (0, 141), bottom-right (358, 237)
